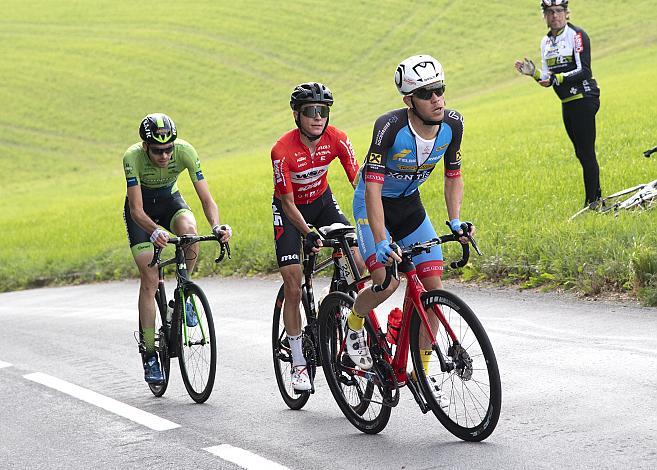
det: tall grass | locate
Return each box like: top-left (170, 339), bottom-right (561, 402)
top-left (2, 1), bottom-right (657, 302)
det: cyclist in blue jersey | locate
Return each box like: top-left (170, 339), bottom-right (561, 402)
top-left (344, 55), bottom-right (474, 370)
top-left (515, 0), bottom-right (602, 207)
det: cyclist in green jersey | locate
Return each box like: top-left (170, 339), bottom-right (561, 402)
top-left (123, 113), bottom-right (232, 384)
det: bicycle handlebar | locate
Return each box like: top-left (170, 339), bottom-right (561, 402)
top-left (371, 231), bottom-right (481, 293)
top-left (148, 234), bottom-right (231, 268)
top-left (643, 146), bottom-right (657, 158)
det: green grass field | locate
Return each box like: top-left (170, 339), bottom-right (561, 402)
top-left (2, 1), bottom-right (657, 303)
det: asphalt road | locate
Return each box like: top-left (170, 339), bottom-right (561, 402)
top-left (1, 277), bottom-right (656, 469)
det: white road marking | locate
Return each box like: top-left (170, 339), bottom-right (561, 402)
top-left (23, 372), bottom-right (179, 431)
top-left (0, 361), bottom-right (12, 369)
top-left (204, 444), bottom-right (290, 470)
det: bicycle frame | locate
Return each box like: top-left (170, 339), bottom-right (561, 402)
top-left (337, 233), bottom-right (475, 405)
top-left (151, 235), bottom-right (229, 357)
top-left (366, 266), bottom-right (457, 387)
top-left (298, 231), bottom-right (368, 343)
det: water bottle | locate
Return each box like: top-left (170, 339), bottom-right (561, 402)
top-left (386, 307), bottom-right (403, 345)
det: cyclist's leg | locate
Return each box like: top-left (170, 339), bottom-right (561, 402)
top-left (349, 198), bottom-right (396, 369)
top-left (352, 197), bottom-right (398, 316)
top-left (273, 197), bottom-right (309, 386)
top-left (124, 198), bottom-right (163, 382)
top-left (398, 213), bottom-right (443, 373)
top-left (166, 192), bottom-right (198, 272)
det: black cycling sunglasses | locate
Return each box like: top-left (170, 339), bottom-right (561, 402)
top-left (413, 84), bottom-right (446, 100)
top-left (149, 144), bottom-right (175, 155)
top-left (300, 105), bottom-right (330, 119)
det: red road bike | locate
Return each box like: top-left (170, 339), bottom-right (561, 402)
top-left (318, 232), bottom-right (501, 441)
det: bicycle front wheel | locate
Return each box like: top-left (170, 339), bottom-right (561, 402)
top-left (409, 289), bottom-right (501, 441)
top-left (272, 285), bottom-right (312, 410)
top-left (178, 283), bottom-right (217, 403)
top-left (318, 292), bottom-right (391, 434)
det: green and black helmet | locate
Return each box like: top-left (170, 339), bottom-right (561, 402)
top-left (139, 113), bottom-right (177, 144)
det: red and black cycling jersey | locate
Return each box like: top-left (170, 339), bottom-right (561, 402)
top-left (271, 125), bottom-right (359, 205)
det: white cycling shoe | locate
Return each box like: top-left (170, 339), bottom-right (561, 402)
top-left (344, 322), bottom-right (373, 370)
top-left (291, 365), bottom-right (312, 392)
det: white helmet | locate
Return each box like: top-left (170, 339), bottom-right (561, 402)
top-left (541, 0), bottom-right (568, 11)
top-left (394, 55), bottom-right (445, 96)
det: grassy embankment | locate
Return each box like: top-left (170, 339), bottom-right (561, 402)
top-left (2, 1), bottom-right (656, 302)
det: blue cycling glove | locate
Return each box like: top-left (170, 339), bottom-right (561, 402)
top-left (375, 239), bottom-right (393, 264)
top-left (449, 218), bottom-right (463, 233)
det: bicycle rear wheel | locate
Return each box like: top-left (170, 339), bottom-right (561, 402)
top-left (272, 285), bottom-right (312, 410)
top-left (178, 283), bottom-right (217, 403)
top-left (318, 292), bottom-right (391, 434)
top-left (409, 289), bottom-right (501, 441)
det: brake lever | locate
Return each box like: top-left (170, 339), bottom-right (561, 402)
top-left (468, 234), bottom-right (483, 256)
top-left (149, 245), bottom-right (163, 267)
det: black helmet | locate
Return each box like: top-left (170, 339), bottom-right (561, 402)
top-left (139, 113), bottom-right (177, 144)
top-left (289, 82), bottom-right (334, 110)
top-left (541, 0), bottom-right (568, 11)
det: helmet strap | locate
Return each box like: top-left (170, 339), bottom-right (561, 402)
top-left (410, 96), bottom-right (442, 126)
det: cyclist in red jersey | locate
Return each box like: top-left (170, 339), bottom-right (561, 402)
top-left (271, 82), bottom-right (364, 391)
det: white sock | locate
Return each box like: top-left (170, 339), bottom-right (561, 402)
top-left (287, 333), bottom-right (306, 367)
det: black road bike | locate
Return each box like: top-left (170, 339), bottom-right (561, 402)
top-left (272, 223), bottom-right (366, 410)
top-left (139, 234), bottom-right (230, 403)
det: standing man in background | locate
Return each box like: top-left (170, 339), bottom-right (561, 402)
top-left (515, 0), bottom-right (602, 208)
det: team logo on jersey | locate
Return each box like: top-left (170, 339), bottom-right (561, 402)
top-left (124, 163), bottom-right (133, 174)
top-left (367, 152), bottom-right (382, 164)
top-left (455, 150), bottom-right (462, 163)
top-left (392, 149), bottom-right (411, 160)
top-left (574, 32), bottom-right (583, 53)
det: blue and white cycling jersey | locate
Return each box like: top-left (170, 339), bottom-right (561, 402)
top-left (353, 107), bottom-right (462, 199)
top-left (352, 107), bottom-right (464, 277)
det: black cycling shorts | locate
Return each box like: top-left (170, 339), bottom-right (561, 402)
top-left (123, 189), bottom-right (192, 255)
top-left (272, 188), bottom-right (349, 267)
top-left (381, 190), bottom-right (426, 240)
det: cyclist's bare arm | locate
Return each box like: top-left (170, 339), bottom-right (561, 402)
top-left (192, 179), bottom-right (220, 230)
top-left (127, 185), bottom-right (159, 235)
top-left (126, 185), bottom-right (168, 248)
top-left (280, 192), bottom-right (315, 238)
top-left (444, 175), bottom-right (463, 223)
top-left (364, 181), bottom-right (387, 245)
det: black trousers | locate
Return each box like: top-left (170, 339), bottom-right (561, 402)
top-left (562, 97), bottom-right (601, 204)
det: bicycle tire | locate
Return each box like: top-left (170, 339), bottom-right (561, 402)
top-left (144, 288), bottom-right (170, 397)
top-left (178, 283), bottom-right (217, 403)
top-left (409, 289), bottom-right (501, 441)
top-left (272, 285), bottom-right (312, 410)
top-left (318, 291), bottom-right (392, 434)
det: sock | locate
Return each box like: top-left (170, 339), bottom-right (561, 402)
top-left (347, 308), bottom-right (365, 331)
top-left (420, 349), bottom-right (432, 374)
top-left (287, 333), bottom-right (306, 367)
top-left (143, 327), bottom-right (155, 355)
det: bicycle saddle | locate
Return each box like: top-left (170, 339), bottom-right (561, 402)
top-left (318, 223), bottom-right (355, 240)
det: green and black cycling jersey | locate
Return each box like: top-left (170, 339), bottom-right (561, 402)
top-left (122, 139), bottom-right (204, 255)
top-left (122, 139), bottom-right (204, 195)
top-left (534, 23), bottom-right (600, 102)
